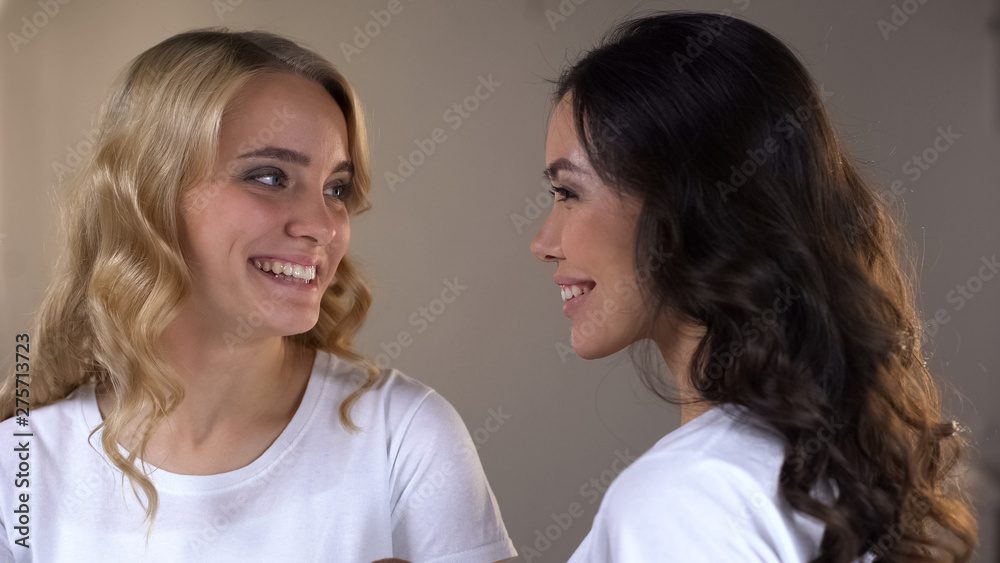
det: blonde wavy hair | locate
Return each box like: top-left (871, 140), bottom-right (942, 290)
top-left (0, 29), bottom-right (378, 526)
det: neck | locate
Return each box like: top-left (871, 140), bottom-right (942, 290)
top-left (96, 306), bottom-right (314, 471)
top-left (653, 321), bottom-right (711, 426)
top-left (156, 322), bottom-right (311, 437)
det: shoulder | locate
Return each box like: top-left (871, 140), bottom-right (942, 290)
top-left (0, 384), bottom-right (93, 437)
top-left (607, 406), bottom-right (788, 513)
top-left (315, 351), bottom-right (433, 405)
top-left (589, 408), bottom-right (807, 559)
top-left (625, 405), bottom-right (789, 498)
top-left (0, 386), bottom-right (96, 491)
top-left (313, 351), bottom-right (463, 435)
top-left (587, 454), bottom-right (784, 561)
top-left (603, 449), bottom-right (771, 524)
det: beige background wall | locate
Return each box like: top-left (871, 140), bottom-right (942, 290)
top-left (1, 0), bottom-right (998, 560)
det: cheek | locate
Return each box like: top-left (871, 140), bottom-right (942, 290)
top-left (335, 214), bottom-right (351, 255)
top-left (603, 211), bottom-right (640, 277)
top-left (566, 218), bottom-right (629, 275)
top-left (559, 213), bottom-right (593, 259)
top-left (183, 188), bottom-right (272, 257)
top-left (608, 208), bottom-right (639, 251)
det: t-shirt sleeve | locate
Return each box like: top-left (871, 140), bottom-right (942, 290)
top-left (387, 389), bottom-right (516, 563)
top-left (570, 456), bottom-right (787, 563)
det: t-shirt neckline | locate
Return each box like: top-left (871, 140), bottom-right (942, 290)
top-left (77, 351), bottom-right (331, 493)
top-left (653, 403), bottom-right (749, 450)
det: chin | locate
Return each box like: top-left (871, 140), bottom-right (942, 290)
top-left (282, 324), bottom-right (319, 338)
top-left (266, 311), bottom-right (321, 338)
top-left (570, 327), bottom-right (630, 360)
top-left (291, 317), bottom-right (321, 337)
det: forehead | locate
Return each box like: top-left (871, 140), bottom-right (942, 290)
top-left (546, 96), bottom-right (579, 160)
top-left (546, 94), bottom-right (601, 182)
top-left (219, 72), bottom-right (348, 156)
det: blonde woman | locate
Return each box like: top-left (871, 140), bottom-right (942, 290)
top-left (0, 30), bottom-right (516, 562)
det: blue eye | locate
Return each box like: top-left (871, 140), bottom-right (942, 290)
top-left (326, 182), bottom-right (354, 201)
top-left (245, 167), bottom-right (286, 187)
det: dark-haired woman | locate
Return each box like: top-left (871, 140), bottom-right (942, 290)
top-left (532, 12), bottom-right (977, 562)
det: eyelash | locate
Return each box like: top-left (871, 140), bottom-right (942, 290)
top-left (549, 186), bottom-right (577, 202)
top-left (245, 167), bottom-right (287, 187)
top-left (326, 183), bottom-right (354, 201)
top-left (244, 167), bottom-right (354, 202)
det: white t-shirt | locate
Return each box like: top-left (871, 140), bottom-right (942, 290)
top-left (567, 405), bottom-right (867, 563)
top-left (0, 351), bottom-right (517, 562)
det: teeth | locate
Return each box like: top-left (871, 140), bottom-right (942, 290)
top-left (560, 284), bottom-right (591, 302)
top-left (253, 259), bottom-right (316, 281)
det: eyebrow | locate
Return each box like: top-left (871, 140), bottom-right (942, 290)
top-left (238, 146), bottom-right (354, 176)
top-left (543, 158), bottom-right (586, 181)
top-left (238, 146), bottom-right (311, 166)
top-left (329, 161), bottom-right (354, 176)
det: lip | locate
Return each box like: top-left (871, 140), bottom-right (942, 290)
top-left (250, 255), bottom-right (323, 269)
top-left (562, 288), bottom-right (591, 317)
top-left (554, 275), bottom-right (594, 286)
top-left (555, 275), bottom-right (597, 318)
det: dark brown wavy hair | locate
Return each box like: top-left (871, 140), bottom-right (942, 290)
top-left (555, 11), bottom-right (977, 562)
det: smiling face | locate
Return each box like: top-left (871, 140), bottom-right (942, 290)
top-left (178, 72), bottom-right (353, 342)
top-left (532, 95), bottom-right (648, 359)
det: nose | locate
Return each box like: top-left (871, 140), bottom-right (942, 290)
top-left (531, 209), bottom-right (562, 262)
top-left (286, 188), bottom-right (343, 246)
